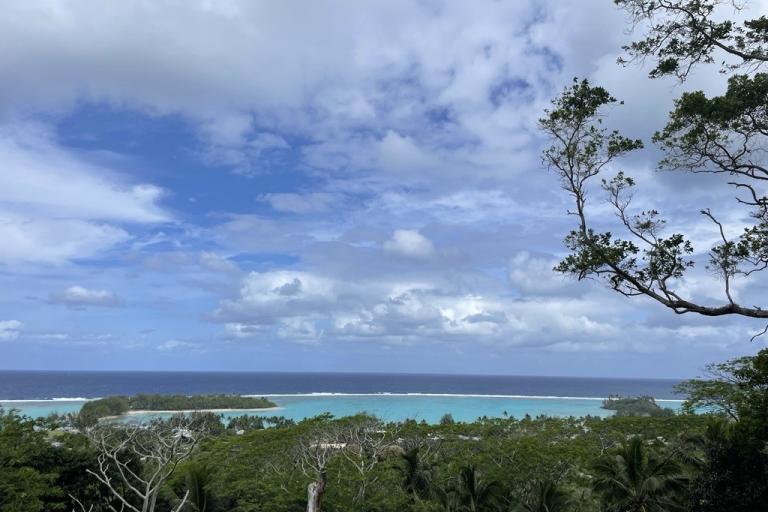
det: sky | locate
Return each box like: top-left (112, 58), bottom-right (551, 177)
top-left (1, 0), bottom-right (766, 378)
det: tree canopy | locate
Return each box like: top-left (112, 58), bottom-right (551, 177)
top-left (543, 0), bottom-right (768, 326)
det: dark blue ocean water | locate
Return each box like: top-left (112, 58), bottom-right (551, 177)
top-left (0, 370), bottom-right (683, 400)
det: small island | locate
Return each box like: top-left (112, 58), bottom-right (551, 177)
top-left (601, 395), bottom-right (675, 417)
top-left (78, 394), bottom-right (277, 426)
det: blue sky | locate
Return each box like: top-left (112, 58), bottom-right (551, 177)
top-left (0, 0), bottom-right (765, 377)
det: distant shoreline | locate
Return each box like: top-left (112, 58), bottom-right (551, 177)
top-left (125, 406), bottom-right (282, 415)
top-left (1, 393), bottom-right (685, 403)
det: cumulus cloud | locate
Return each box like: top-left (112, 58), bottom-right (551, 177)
top-left (384, 230), bottom-right (435, 259)
top-left (0, 1), bottom-right (574, 186)
top-left (213, 268), bottom-right (621, 348)
top-left (206, 255), bottom-right (764, 363)
top-left (49, 286), bottom-right (123, 309)
top-left (0, 320), bottom-right (22, 341)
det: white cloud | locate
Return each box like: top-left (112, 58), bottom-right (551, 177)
top-left (259, 192), bottom-right (340, 214)
top-left (0, 320), bottom-right (22, 341)
top-left (213, 268), bottom-right (638, 349)
top-left (37, 333), bottom-right (70, 340)
top-left (376, 131), bottom-right (436, 174)
top-left (0, 124), bottom-right (168, 223)
top-left (224, 322), bottom-right (265, 339)
top-left (49, 286), bottom-right (122, 309)
top-left (277, 317), bottom-right (323, 342)
top-left (214, 271), bottom-right (340, 324)
top-left (0, 0), bottom-right (759, 372)
top-left (157, 339), bottom-right (203, 352)
top-left (198, 252), bottom-right (240, 273)
top-left (0, 124), bottom-right (169, 265)
top-left (509, 252), bottom-right (573, 295)
top-left (0, 1), bottom-right (563, 186)
top-left (0, 212), bottom-right (130, 265)
top-left (384, 230), bottom-right (435, 259)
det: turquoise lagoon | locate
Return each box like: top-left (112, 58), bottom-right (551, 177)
top-left (1, 394), bottom-right (684, 424)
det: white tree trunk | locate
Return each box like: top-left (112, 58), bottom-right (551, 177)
top-left (306, 472), bottom-right (326, 512)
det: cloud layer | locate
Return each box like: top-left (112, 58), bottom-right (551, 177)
top-left (0, 0), bottom-right (764, 375)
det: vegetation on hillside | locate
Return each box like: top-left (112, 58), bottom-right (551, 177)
top-left (1, 348), bottom-right (766, 511)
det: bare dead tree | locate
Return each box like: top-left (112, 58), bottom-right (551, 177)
top-left (336, 418), bottom-right (397, 504)
top-left (83, 420), bottom-right (202, 512)
top-left (70, 494), bottom-right (94, 512)
top-left (294, 429), bottom-right (337, 512)
top-left (293, 417), bottom-right (398, 512)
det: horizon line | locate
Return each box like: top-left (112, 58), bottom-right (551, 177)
top-left (0, 368), bottom-right (688, 381)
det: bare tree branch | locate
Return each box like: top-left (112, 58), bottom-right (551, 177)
top-left (83, 419), bottom-right (202, 512)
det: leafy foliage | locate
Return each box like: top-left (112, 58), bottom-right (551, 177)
top-left (616, 0), bottom-right (768, 80)
top-left (676, 348), bottom-right (768, 511)
top-left (0, 409), bottom-right (114, 512)
top-left (543, 1), bottom-right (768, 321)
top-left (592, 437), bottom-right (687, 512)
top-left (78, 396), bottom-right (130, 427)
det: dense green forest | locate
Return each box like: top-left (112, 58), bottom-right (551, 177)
top-left (2, 349), bottom-right (767, 512)
top-left (76, 394), bottom-right (276, 426)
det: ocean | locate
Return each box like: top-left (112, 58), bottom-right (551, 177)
top-left (0, 370), bottom-right (685, 423)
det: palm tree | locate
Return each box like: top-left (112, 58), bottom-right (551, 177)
top-left (183, 461), bottom-right (215, 512)
top-left (592, 437), bottom-right (686, 512)
top-left (395, 446), bottom-right (433, 503)
top-left (454, 465), bottom-right (501, 512)
top-left (513, 479), bottom-right (572, 512)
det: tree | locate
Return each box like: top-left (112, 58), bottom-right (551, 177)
top-left (602, 396), bottom-right (675, 417)
top-left (677, 349), bottom-right (768, 511)
top-left (440, 414), bottom-right (456, 426)
top-left (452, 465), bottom-right (501, 512)
top-left (179, 462), bottom-right (215, 512)
top-left (293, 415), bottom-right (395, 512)
top-left (591, 437), bottom-right (686, 512)
top-left (513, 479), bottom-right (573, 512)
top-left (0, 409), bottom-right (103, 512)
top-left (542, 0), bottom-right (768, 324)
top-left (395, 444), bottom-right (435, 503)
top-left (83, 420), bottom-right (202, 512)
top-left (616, 0), bottom-right (768, 80)
top-left (677, 348), bottom-right (768, 419)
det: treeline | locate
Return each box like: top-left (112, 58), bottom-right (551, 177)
top-left (0, 406), bottom-right (710, 512)
top-left (77, 394), bottom-right (276, 426)
top-left (128, 393), bottom-right (275, 411)
top-left (187, 412), bottom-right (711, 512)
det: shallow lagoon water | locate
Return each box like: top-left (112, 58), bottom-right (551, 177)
top-left (2, 394), bottom-right (684, 424)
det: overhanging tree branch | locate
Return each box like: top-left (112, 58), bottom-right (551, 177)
top-left (541, 79), bottom-right (768, 319)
